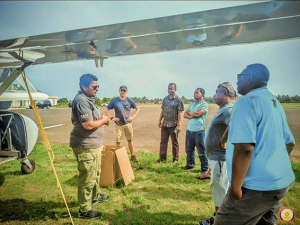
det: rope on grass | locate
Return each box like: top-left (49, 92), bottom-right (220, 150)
top-left (21, 70), bottom-right (74, 225)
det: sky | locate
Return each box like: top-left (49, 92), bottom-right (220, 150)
top-left (1, 1), bottom-right (300, 100)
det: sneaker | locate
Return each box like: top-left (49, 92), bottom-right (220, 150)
top-left (181, 165), bottom-right (193, 170)
top-left (172, 160), bottom-right (178, 165)
top-left (78, 209), bottom-right (102, 219)
top-left (131, 155), bottom-right (138, 162)
top-left (92, 194), bottom-right (110, 205)
top-left (197, 169), bottom-right (211, 180)
top-left (156, 158), bottom-right (165, 163)
top-left (199, 216), bottom-right (214, 225)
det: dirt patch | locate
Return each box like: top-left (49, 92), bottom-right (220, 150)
top-left (11, 106), bottom-right (300, 162)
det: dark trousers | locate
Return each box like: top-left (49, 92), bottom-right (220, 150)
top-left (185, 129), bottom-right (208, 172)
top-left (159, 126), bottom-right (179, 161)
top-left (215, 182), bottom-right (294, 225)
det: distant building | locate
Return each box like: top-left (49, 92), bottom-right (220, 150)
top-left (10, 96), bottom-right (58, 108)
top-left (47, 96), bottom-right (58, 106)
top-left (8, 84), bottom-right (58, 108)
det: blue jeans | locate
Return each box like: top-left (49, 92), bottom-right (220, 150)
top-left (185, 129), bottom-right (208, 172)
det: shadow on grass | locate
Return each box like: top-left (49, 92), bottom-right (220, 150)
top-left (0, 173), bottom-right (5, 186)
top-left (137, 186), bottom-right (212, 203)
top-left (0, 198), bottom-right (77, 222)
top-left (65, 174), bottom-right (78, 186)
top-left (106, 205), bottom-right (202, 225)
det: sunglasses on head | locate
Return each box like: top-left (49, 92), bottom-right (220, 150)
top-left (218, 84), bottom-right (230, 94)
top-left (92, 85), bottom-right (99, 90)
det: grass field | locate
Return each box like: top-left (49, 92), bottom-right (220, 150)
top-left (281, 103), bottom-right (300, 109)
top-left (0, 143), bottom-right (299, 224)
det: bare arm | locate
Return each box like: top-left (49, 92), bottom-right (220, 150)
top-left (184, 110), bottom-right (192, 119)
top-left (175, 111), bottom-right (183, 133)
top-left (81, 115), bottom-right (110, 130)
top-left (189, 109), bottom-right (205, 118)
top-left (104, 107), bottom-right (112, 117)
top-left (158, 109), bottom-right (163, 128)
top-left (286, 141), bottom-right (296, 155)
top-left (127, 105), bottom-right (141, 122)
top-left (220, 126), bottom-right (229, 149)
top-left (230, 143), bottom-right (254, 200)
top-left (104, 107), bottom-right (119, 122)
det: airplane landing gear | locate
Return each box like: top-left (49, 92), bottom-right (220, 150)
top-left (21, 159), bottom-right (35, 174)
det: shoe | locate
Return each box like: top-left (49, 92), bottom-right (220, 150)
top-left (172, 160), bottom-right (178, 165)
top-left (199, 216), bottom-right (214, 225)
top-left (197, 169), bottom-right (211, 180)
top-left (156, 158), bottom-right (165, 163)
top-left (78, 209), bottom-right (102, 219)
top-left (181, 165), bottom-right (193, 170)
top-left (131, 155), bottom-right (138, 162)
top-left (92, 194), bottom-right (110, 205)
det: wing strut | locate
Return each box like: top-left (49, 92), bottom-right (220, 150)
top-left (90, 41), bottom-right (108, 68)
top-left (0, 62), bottom-right (32, 96)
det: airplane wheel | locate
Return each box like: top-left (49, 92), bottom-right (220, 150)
top-left (21, 160), bottom-right (35, 174)
top-left (46, 106), bottom-right (50, 109)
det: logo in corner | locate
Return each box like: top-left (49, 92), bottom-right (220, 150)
top-left (279, 207), bottom-right (295, 222)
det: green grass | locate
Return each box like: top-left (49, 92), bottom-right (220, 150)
top-left (281, 103), bottom-right (300, 109)
top-left (0, 143), bottom-right (299, 224)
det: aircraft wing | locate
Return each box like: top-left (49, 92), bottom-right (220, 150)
top-left (0, 1), bottom-right (300, 69)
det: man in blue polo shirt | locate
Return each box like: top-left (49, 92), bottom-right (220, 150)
top-left (183, 88), bottom-right (210, 179)
top-left (215, 64), bottom-right (295, 224)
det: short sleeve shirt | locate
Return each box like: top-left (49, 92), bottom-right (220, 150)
top-left (70, 91), bottom-right (104, 149)
top-left (205, 103), bottom-right (232, 161)
top-left (107, 97), bottom-right (137, 125)
top-left (162, 95), bottom-right (184, 127)
top-left (186, 100), bottom-right (208, 132)
top-left (226, 87), bottom-right (295, 191)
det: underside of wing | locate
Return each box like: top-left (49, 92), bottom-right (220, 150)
top-left (0, 1), bottom-right (299, 69)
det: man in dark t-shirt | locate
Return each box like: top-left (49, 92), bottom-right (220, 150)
top-left (105, 85), bottom-right (140, 162)
top-left (70, 74), bottom-right (110, 219)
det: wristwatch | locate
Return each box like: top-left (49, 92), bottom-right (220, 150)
top-left (110, 117), bottom-right (114, 120)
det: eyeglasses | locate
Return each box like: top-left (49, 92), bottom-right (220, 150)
top-left (120, 89), bottom-right (127, 92)
top-left (237, 73), bottom-right (248, 80)
top-left (92, 85), bottom-right (99, 90)
top-left (218, 84), bottom-right (230, 94)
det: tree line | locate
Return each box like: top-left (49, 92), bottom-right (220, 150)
top-left (57, 94), bottom-right (300, 106)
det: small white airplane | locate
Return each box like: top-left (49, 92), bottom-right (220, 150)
top-left (0, 0), bottom-right (299, 173)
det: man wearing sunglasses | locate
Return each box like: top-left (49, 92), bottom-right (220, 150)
top-left (215, 64), bottom-right (295, 224)
top-left (200, 82), bottom-right (236, 225)
top-left (70, 74), bottom-right (111, 219)
top-left (105, 85), bottom-right (140, 162)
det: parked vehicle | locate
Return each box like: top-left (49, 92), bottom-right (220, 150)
top-left (29, 100), bottom-right (52, 109)
top-left (101, 102), bottom-right (108, 107)
top-left (68, 100), bottom-right (72, 107)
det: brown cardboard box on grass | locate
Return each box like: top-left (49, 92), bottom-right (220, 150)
top-left (100, 145), bottom-right (135, 187)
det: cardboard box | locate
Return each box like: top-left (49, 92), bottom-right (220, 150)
top-left (100, 145), bottom-right (135, 187)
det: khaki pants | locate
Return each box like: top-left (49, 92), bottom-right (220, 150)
top-left (115, 123), bottom-right (133, 142)
top-left (73, 146), bottom-right (103, 212)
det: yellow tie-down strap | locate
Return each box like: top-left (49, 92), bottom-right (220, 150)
top-left (21, 70), bottom-right (74, 225)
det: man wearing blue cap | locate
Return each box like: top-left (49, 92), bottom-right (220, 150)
top-left (215, 64), bottom-right (295, 224)
top-left (105, 85), bottom-right (140, 162)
